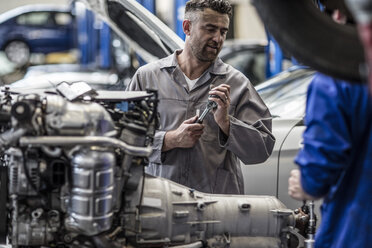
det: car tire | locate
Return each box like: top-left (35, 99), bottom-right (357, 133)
top-left (252, 0), bottom-right (365, 83)
top-left (4, 40), bottom-right (30, 67)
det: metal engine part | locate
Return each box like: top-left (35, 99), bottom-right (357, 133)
top-left (0, 88), bottom-right (306, 248)
top-left (66, 148), bottom-right (116, 235)
top-left (124, 175), bottom-right (295, 247)
top-left (7, 148), bottom-right (40, 196)
top-left (44, 94), bottom-right (116, 136)
top-left (10, 206), bottom-right (61, 246)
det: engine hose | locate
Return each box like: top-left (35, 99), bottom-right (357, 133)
top-left (19, 136), bottom-right (152, 157)
top-left (170, 241), bottom-right (204, 248)
top-left (0, 128), bottom-right (27, 148)
top-left (252, 0), bottom-right (366, 83)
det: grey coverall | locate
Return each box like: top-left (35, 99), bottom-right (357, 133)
top-left (126, 50), bottom-right (275, 194)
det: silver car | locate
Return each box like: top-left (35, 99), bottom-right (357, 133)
top-left (242, 66), bottom-right (321, 213)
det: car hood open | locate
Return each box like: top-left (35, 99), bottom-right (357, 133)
top-left (78, 0), bottom-right (184, 63)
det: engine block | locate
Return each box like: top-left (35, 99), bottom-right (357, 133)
top-left (0, 88), bottom-right (306, 248)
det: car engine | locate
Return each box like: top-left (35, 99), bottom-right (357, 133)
top-left (0, 85), bottom-right (308, 248)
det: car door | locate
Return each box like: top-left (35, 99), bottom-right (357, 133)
top-left (241, 118), bottom-right (301, 196)
top-left (242, 67), bottom-right (313, 195)
top-left (277, 119), bottom-right (323, 224)
top-left (49, 11), bottom-right (75, 51)
top-left (16, 11), bottom-right (73, 53)
top-left (276, 119), bottom-right (306, 210)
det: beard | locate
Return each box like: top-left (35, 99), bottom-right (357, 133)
top-left (190, 40), bottom-right (221, 62)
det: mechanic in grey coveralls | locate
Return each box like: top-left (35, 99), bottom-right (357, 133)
top-left (126, 0), bottom-right (275, 194)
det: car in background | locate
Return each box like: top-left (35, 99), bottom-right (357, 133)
top-left (5, 0), bottom-right (183, 91)
top-left (220, 39), bottom-right (294, 86)
top-left (242, 66), bottom-right (322, 218)
top-left (0, 4), bottom-right (76, 67)
top-left (220, 39), bottom-right (268, 86)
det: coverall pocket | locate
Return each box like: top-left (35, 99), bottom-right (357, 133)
top-left (213, 167), bottom-right (239, 194)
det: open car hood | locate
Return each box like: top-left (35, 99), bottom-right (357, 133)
top-left (79, 0), bottom-right (184, 62)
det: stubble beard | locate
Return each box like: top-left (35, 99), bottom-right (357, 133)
top-left (191, 42), bottom-right (218, 63)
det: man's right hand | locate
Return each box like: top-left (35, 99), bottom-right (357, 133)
top-left (288, 169), bottom-right (318, 201)
top-left (162, 116), bottom-right (204, 151)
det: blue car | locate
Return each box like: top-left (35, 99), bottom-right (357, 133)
top-left (0, 4), bottom-right (76, 66)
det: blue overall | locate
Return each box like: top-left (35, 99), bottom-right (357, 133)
top-left (295, 73), bottom-right (372, 248)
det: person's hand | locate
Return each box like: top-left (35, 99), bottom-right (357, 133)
top-left (208, 84), bottom-right (231, 135)
top-left (288, 169), bottom-right (317, 201)
top-left (162, 116), bottom-right (204, 151)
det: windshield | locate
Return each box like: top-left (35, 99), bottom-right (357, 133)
top-left (257, 68), bottom-right (315, 118)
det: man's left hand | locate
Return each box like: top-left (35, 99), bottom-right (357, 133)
top-left (208, 84), bottom-right (231, 135)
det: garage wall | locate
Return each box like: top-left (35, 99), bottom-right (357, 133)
top-left (1, 0), bottom-right (267, 41)
top-left (156, 0), bottom-right (266, 41)
top-left (233, 1), bottom-right (267, 40)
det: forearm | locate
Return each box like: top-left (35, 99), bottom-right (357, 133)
top-left (298, 162), bottom-right (337, 199)
top-left (225, 116), bottom-right (275, 164)
top-left (218, 117), bottom-right (230, 136)
top-left (162, 130), bottom-right (177, 151)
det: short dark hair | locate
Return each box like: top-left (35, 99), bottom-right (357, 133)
top-left (185, 0), bottom-right (232, 19)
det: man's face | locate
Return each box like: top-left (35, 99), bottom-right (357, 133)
top-left (188, 8), bottom-right (229, 62)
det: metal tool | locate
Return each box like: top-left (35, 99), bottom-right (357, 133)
top-left (304, 200), bottom-right (316, 248)
top-left (195, 95), bottom-right (219, 124)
